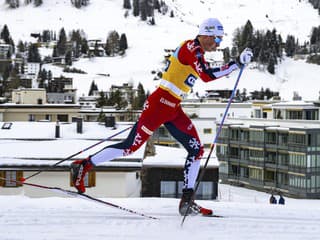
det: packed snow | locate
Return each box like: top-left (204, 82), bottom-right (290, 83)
top-left (1, 184), bottom-right (320, 240)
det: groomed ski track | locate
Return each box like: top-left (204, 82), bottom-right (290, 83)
top-left (1, 191), bottom-right (320, 240)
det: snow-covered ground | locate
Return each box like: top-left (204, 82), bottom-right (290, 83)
top-left (1, 0), bottom-right (320, 100)
top-left (1, 184), bottom-right (319, 240)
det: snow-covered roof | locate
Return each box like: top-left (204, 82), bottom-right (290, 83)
top-left (0, 121), bottom-right (218, 168)
top-left (0, 122), bottom-right (144, 168)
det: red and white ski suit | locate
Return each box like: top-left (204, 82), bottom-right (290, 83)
top-left (91, 38), bottom-right (239, 189)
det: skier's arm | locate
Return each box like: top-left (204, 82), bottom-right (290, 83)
top-left (178, 41), bottom-right (239, 82)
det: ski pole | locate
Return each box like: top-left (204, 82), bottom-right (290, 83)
top-left (181, 64), bottom-right (245, 226)
top-left (22, 125), bottom-right (132, 182)
top-left (0, 176), bottom-right (158, 220)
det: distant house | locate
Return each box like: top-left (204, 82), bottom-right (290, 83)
top-left (88, 40), bottom-right (105, 57)
top-left (0, 41), bottom-right (12, 59)
top-left (0, 122), bottom-right (144, 198)
top-left (12, 88), bottom-right (47, 104)
top-left (0, 103), bottom-right (81, 122)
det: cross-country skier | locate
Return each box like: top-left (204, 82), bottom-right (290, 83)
top-left (71, 18), bottom-right (253, 216)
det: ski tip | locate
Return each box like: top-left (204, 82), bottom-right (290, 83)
top-left (19, 177), bottom-right (26, 182)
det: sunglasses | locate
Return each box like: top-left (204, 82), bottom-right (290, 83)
top-left (214, 36), bottom-right (223, 44)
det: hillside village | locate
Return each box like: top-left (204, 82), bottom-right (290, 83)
top-left (1, 0), bottom-right (320, 201)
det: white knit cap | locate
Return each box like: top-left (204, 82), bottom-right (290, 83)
top-left (198, 18), bottom-right (224, 36)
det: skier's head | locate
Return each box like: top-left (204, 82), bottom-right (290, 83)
top-left (198, 18), bottom-right (224, 36)
top-left (198, 18), bottom-right (224, 52)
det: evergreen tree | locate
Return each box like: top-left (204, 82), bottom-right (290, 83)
top-left (53, 46), bottom-right (58, 58)
top-left (146, 0), bottom-right (154, 17)
top-left (267, 55), bottom-right (276, 74)
top-left (39, 69), bottom-right (47, 88)
top-left (65, 50), bottom-right (72, 66)
top-left (240, 20), bottom-right (254, 51)
top-left (81, 39), bottom-right (89, 55)
top-left (88, 80), bottom-right (98, 96)
top-left (154, 0), bottom-right (160, 12)
top-left (105, 31), bottom-right (120, 56)
top-left (140, 0), bottom-right (147, 21)
top-left (132, 82), bottom-right (146, 109)
top-left (119, 33), bottom-right (128, 52)
top-left (96, 91), bottom-right (107, 107)
top-left (27, 44), bottom-right (41, 62)
top-left (285, 35), bottom-right (296, 57)
top-left (42, 30), bottom-right (51, 42)
top-left (6, 0), bottom-right (19, 8)
top-left (34, 0), bottom-right (43, 7)
top-left (1, 25), bottom-right (11, 44)
top-left (123, 0), bottom-right (131, 9)
top-left (17, 40), bottom-right (26, 53)
top-left (57, 28), bottom-right (67, 56)
top-left (93, 41), bottom-right (99, 57)
top-left (133, 0), bottom-right (139, 17)
top-left (223, 47), bottom-right (231, 63)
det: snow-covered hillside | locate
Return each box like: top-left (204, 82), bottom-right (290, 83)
top-left (2, 0), bottom-right (320, 100)
top-left (1, 183), bottom-right (320, 240)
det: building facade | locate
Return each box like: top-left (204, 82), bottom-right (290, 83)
top-left (217, 118), bottom-right (320, 198)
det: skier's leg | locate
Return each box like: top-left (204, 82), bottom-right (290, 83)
top-left (164, 108), bottom-right (212, 215)
top-left (164, 107), bottom-right (204, 190)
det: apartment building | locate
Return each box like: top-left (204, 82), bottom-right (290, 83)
top-left (217, 116), bottom-right (320, 198)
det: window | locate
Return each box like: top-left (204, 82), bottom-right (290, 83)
top-left (240, 130), bottom-right (249, 142)
top-left (57, 114), bottom-right (68, 122)
top-left (196, 182), bottom-right (214, 200)
top-left (249, 130), bottom-right (264, 142)
top-left (249, 168), bottom-right (263, 180)
top-left (278, 153), bottom-right (289, 166)
top-left (219, 127), bottom-right (229, 138)
top-left (265, 132), bottom-right (277, 144)
top-left (278, 133), bottom-right (288, 145)
top-left (160, 181), bottom-right (176, 198)
top-left (203, 128), bottom-right (212, 134)
top-left (289, 175), bottom-right (306, 189)
top-left (0, 171), bottom-right (23, 187)
top-left (288, 110), bottom-right (302, 120)
top-left (219, 162), bottom-right (228, 174)
top-left (249, 149), bottom-right (264, 161)
top-left (230, 129), bottom-right (239, 140)
top-left (28, 114), bottom-right (35, 122)
top-left (289, 153), bottom-right (306, 167)
top-left (160, 180), bottom-right (216, 199)
top-left (289, 133), bottom-right (306, 145)
top-left (218, 145), bottom-right (228, 155)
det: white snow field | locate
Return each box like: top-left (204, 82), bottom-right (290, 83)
top-left (1, 184), bottom-right (319, 240)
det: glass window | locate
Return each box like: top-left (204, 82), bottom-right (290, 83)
top-left (160, 181), bottom-right (176, 198)
top-left (28, 114), bottom-right (35, 122)
top-left (196, 182), bottom-right (213, 200)
top-left (5, 171), bottom-right (17, 187)
top-left (203, 128), bottom-right (212, 134)
top-left (57, 114), bottom-right (68, 122)
top-left (219, 162), bottom-right (228, 174)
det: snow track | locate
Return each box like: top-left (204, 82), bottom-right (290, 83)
top-left (1, 190), bottom-right (320, 240)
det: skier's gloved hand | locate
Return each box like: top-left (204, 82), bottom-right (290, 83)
top-left (239, 48), bottom-right (253, 65)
